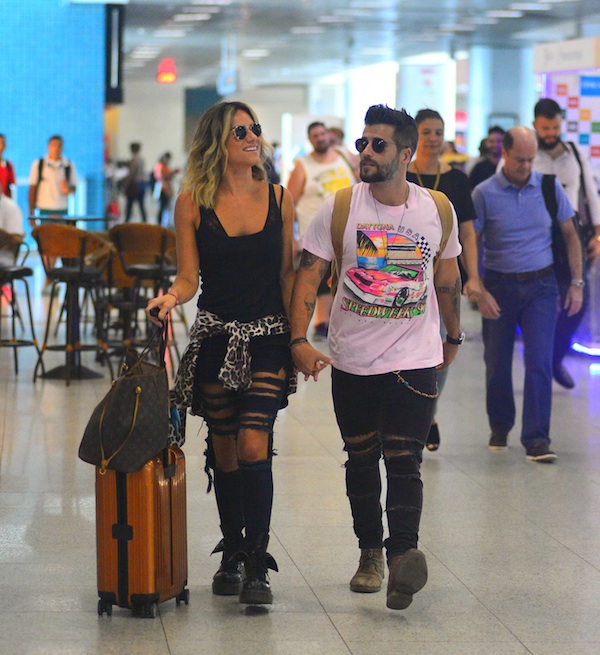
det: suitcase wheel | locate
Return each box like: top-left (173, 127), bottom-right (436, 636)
top-left (176, 588), bottom-right (190, 606)
top-left (98, 599), bottom-right (113, 616)
top-left (137, 602), bottom-right (158, 619)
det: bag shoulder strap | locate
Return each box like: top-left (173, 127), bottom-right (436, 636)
top-left (541, 173), bottom-right (558, 225)
top-left (568, 141), bottom-right (586, 200)
top-left (568, 141), bottom-right (594, 229)
top-left (37, 158), bottom-right (44, 185)
top-left (330, 185), bottom-right (353, 296)
top-left (568, 141), bottom-right (584, 177)
top-left (426, 188), bottom-right (453, 272)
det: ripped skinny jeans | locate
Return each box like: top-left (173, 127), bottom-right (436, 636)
top-left (331, 366), bottom-right (436, 559)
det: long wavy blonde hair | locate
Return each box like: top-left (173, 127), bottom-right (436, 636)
top-left (180, 101), bottom-right (270, 209)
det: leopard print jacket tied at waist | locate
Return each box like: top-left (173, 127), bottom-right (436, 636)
top-left (174, 308), bottom-right (297, 410)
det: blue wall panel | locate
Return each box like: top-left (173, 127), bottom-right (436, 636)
top-left (0, 0), bottom-right (105, 217)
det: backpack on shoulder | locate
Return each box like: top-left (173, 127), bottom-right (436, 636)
top-left (541, 173), bottom-right (587, 285)
top-left (330, 185), bottom-right (454, 296)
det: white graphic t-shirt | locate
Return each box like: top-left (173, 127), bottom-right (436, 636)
top-left (295, 154), bottom-right (355, 238)
top-left (302, 181), bottom-right (461, 375)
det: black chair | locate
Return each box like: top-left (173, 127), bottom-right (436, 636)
top-left (0, 229), bottom-right (43, 375)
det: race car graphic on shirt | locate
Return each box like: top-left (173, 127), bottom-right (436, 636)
top-left (341, 225), bottom-right (430, 319)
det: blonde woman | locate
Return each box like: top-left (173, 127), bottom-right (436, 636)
top-left (147, 101), bottom-right (296, 606)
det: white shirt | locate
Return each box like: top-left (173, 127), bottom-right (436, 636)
top-left (302, 182), bottom-right (461, 375)
top-left (533, 142), bottom-right (600, 227)
top-left (28, 157), bottom-right (78, 212)
top-left (0, 194), bottom-right (24, 266)
top-left (295, 152), bottom-right (355, 238)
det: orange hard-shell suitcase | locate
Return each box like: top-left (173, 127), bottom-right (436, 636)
top-left (95, 447), bottom-right (189, 617)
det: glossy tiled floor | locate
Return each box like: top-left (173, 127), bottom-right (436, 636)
top-left (1, 258), bottom-right (600, 654)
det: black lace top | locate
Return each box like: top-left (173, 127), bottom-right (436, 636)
top-left (195, 184), bottom-right (285, 323)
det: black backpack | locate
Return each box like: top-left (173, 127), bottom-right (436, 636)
top-left (37, 157), bottom-right (71, 185)
top-left (541, 174), bottom-right (587, 284)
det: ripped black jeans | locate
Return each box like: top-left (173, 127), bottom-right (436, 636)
top-left (331, 366), bottom-right (436, 559)
top-left (192, 332), bottom-right (291, 543)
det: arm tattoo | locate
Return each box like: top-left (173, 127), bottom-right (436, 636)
top-left (300, 250), bottom-right (329, 280)
top-left (303, 294), bottom-right (316, 315)
top-left (300, 250), bottom-right (321, 269)
top-left (435, 278), bottom-right (461, 320)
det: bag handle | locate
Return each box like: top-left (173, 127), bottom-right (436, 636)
top-left (124, 315), bottom-right (169, 376)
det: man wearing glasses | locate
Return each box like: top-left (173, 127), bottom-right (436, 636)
top-left (287, 121), bottom-right (356, 338)
top-left (289, 105), bottom-right (462, 611)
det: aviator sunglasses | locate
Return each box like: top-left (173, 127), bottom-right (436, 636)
top-left (355, 137), bottom-right (405, 154)
top-left (231, 123), bottom-right (262, 140)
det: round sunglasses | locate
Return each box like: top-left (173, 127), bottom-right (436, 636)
top-left (355, 137), bottom-right (407, 154)
top-left (231, 123), bottom-right (262, 140)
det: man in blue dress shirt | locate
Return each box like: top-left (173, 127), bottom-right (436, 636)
top-left (473, 127), bottom-right (583, 463)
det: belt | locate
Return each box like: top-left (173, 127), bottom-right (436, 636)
top-left (485, 265), bottom-right (554, 281)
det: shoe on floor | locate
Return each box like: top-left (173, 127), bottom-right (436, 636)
top-left (525, 441), bottom-right (557, 463)
top-left (426, 422), bottom-right (440, 452)
top-left (386, 549), bottom-right (428, 610)
top-left (489, 432), bottom-right (508, 450)
top-left (350, 548), bottom-right (385, 593)
top-left (211, 538), bottom-right (244, 596)
top-left (553, 364), bottom-right (575, 389)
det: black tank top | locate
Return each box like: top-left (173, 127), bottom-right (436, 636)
top-left (196, 184), bottom-right (285, 322)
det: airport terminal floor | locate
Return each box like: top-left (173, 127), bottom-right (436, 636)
top-left (1, 257), bottom-right (600, 655)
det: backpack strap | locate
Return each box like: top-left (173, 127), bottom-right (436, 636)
top-left (426, 188), bottom-right (453, 273)
top-left (568, 141), bottom-right (593, 230)
top-left (568, 140), bottom-right (585, 201)
top-left (37, 157), bottom-right (44, 185)
top-left (330, 186), bottom-right (353, 296)
top-left (541, 173), bottom-right (558, 224)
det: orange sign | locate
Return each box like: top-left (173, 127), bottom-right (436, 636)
top-left (157, 58), bottom-right (177, 84)
top-left (580, 109), bottom-right (591, 121)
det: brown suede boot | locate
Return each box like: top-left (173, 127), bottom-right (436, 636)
top-left (386, 549), bottom-right (427, 610)
top-left (350, 548), bottom-right (385, 593)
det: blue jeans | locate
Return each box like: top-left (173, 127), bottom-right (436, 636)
top-left (482, 270), bottom-right (558, 447)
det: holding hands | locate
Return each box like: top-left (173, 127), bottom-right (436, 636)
top-left (290, 338), bottom-right (331, 381)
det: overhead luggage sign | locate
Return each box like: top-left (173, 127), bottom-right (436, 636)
top-left (533, 37), bottom-right (600, 74)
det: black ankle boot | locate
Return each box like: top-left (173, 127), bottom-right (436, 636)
top-left (239, 533), bottom-right (278, 605)
top-left (211, 535), bottom-right (244, 596)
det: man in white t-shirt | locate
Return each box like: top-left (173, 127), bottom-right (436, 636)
top-left (531, 98), bottom-right (600, 389)
top-left (287, 121), bottom-right (356, 338)
top-left (28, 135), bottom-right (78, 221)
top-left (289, 105), bottom-right (462, 611)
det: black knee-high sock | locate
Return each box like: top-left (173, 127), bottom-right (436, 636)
top-left (213, 468), bottom-right (244, 541)
top-left (238, 459), bottom-right (273, 543)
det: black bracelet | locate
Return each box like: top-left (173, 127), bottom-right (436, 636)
top-left (289, 337), bottom-right (309, 348)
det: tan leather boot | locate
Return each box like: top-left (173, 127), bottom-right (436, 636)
top-left (386, 549), bottom-right (427, 610)
top-left (349, 548), bottom-right (385, 593)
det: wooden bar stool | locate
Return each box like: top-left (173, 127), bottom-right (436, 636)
top-left (109, 223), bottom-right (180, 365)
top-left (32, 225), bottom-right (112, 385)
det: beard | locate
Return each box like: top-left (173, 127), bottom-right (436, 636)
top-left (537, 135), bottom-right (561, 151)
top-left (360, 154), bottom-right (400, 183)
top-left (313, 142), bottom-right (330, 155)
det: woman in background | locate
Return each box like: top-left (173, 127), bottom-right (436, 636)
top-left (407, 109), bottom-right (482, 451)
